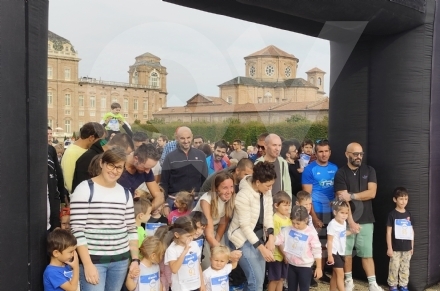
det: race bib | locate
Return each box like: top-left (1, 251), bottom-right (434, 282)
top-left (394, 219), bottom-right (413, 240)
top-left (284, 229), bottom-right (308, 257)
top-left (139, 271), bottom-right (160, 291)
top-left (145, 223), bottom-right (165, 237)
top-left (178, 252), bottom-right (200, 285)
top-left (211, 275), bottom-right (229, 291)
top-left (107, 118), bottom-right (119, 131)
top-left (195, 238), bottom-right (204, 249)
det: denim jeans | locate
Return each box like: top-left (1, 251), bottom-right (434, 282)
top-left (229, 240), bottom-right (265, 291)
top-left (79, 259), bottom-right (129, 291)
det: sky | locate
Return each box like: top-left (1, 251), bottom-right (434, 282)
top-left (49, 0), bottom-right (330, 107)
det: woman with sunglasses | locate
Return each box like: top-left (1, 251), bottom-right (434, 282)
top-left (70, 148), bottom-right (140, 291)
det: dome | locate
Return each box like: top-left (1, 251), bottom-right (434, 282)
top-left (48, 31), bottom-right (76, 53)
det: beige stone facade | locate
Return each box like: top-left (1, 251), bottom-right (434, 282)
top-left (47, 31), bottom-right (167, 137)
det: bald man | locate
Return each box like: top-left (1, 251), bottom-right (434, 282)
top-left (255, 133), bottom-right (292, 197)
top-left (161, 127), bottom-right (208, 215)
top-left (334, 143), bottom-right (381, 291)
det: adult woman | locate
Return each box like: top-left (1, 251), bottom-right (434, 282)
top-left (227, 161), bottom-right (277, 291)
top-left (70, 148), bottom-right (139, 291)
top-left (192, 171), bottom-right (238, 269)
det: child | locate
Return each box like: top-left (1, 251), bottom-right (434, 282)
top-left (155, 226), bottom-right (173, 291)
top-left (60, 207), bottom-right (70, 230)
top-left (387, 187), bottom-right (414, 291)
top-left (167, 191), bottom-right (195, 224)
top-left (134, 188), bottom-right (154, 201)
top-left (295, 191), bottom-right (313, 228)
top-left (327, 200), bottom-right (352, 291)
top-left (274, 205), bottom-right (322, 291)
top-left (125, 236), bottom-right (166, 291)
top-left (164, 216), bottom-right (204, 291)
top-left (134, 197), bottom-right (153, 247)
top-left (203, 245), bottom-right (240, 291)
top-left (101, 102), bottom-right (129, 138)
top-left (146, 204), bottom-right (168, 237)
top-left (190, 211), bottom-right (208, 264)
top-left (43, 229), bottom-right (79, 291)
top-left (268, 191), bottom-right (292, 291)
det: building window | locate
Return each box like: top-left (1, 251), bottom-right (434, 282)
top-left (101, 97), bottom-right (106, 109)
top-left (285, 66), bottom-right (291, 78)
top-left (258, 97), bottom-right (262, 103)
top-left (143, 100), bottom-right (148, 111)
top-left (227, 96), bottom-right (232, 104)
top-left (48, 67), bottom-right (53, 79)
top-left (78, 121), bottom-right (84, 129)
top-left (65, 120), bottom-right (71, 133)
top-left (90, 111), bottom-right (95, 117)
top-left (65, 110), bottom-right (71, 115)
top-left (65, 46), bottom-right (69, 52)
top-left (123, 113), bottom-right (128, 118)
top-left (90, 96), bottom-right (96, 108)
top-left (64, 68), bottom-right (71, 81)
top-left (47, 91), bottom-right (53, 106)
top-left (79, 111), bottom-right (84, 116)
top-left (318, 77), bottom-right (322, 86)
top-left (249, 65), bottom-right (256, 77)
top-left (65, 94), bottom-right (71, 106)
top-left (79, 95), bottom-right (84, 107)
top-left (265, 65), bottom-right (274, 77)
top-left (134, 114), bottom-right (138, 119)
top-left (48, 119), bottom-right (53, 129)
top-left (143, 115), bottom-right (148, 119)
top-left (132, 70), bottom-right (138, 85)
top-left (123, 98), bottom-right (128, 111)
top-left (134, 99), bottom-right (138, 110)
top-left (112, 97), bottom-right (118, 103)
top-left (150, 72), bottom-right (159, 88)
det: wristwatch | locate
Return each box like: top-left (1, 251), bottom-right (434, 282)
top-left (131, 258), bottom-right (140, 265)
top-left (350, 193), bottom-right (355, 200)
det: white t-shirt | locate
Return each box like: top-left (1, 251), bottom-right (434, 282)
top-left (192, 193), bottom-right (226, 226)
top-left (164, 241), bottom-right (202, 291)
top-left (326, 219), bottom-right (347, 255)
top-left (203, 264), bottom-right (233, 291)
top-left (152, 162), bottom-right (162, 177)
top-left (133, 263), bottom-right (160, 291)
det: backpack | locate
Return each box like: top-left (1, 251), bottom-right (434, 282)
top-left (87, 179), bottom-right (129, 203)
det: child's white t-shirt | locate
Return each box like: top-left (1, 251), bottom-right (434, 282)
top-left (133, 263), bottom-right (160, 291)
top-left (326, 219), bottom-right (347, 255)
top-left (164, 241), bottom-right (202, 291)
top-left (203, 264), bottom-right (233, 291)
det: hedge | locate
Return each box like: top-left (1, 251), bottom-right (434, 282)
top-left (130, 119), bottom-right (328, 145)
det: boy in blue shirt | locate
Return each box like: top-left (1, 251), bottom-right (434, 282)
top-left (43, 229), bottom-right (78, 291)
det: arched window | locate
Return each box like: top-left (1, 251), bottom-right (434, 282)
top-left (227, 96), bottom-right (232, 104)
top-left (318, 77), bottom-right (322, 86)
top-left (132, 70), bottom-right (138, 85)
top-left (150, 72), bottom-right (159, 88)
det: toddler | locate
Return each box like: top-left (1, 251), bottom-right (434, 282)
top-left (203, 245), bottom-right (240, 291)
top-left (60, 207), bottom-right (70, 230)
top-left (167, 191), bottom-right (195, 224)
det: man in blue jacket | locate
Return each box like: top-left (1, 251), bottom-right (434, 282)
top-left (206, 140), bottom-right (228, 176)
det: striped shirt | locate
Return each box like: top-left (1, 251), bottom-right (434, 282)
top-left (70, 180), bottom-right (137, 263)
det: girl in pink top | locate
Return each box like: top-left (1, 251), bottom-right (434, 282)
top-left (167, 191), bottom-right (195, 224)
top-left (274, 205), bottom-right (322, 291)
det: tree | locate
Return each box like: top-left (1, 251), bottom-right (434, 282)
top-left (286, 114), bottom-right (308, 123)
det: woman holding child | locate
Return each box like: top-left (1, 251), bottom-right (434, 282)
top-left (227, 161), bottom-right (277, 291)
top-left (70, 148), bottom-right (140, 291)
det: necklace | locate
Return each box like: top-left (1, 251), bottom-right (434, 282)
top-left (350, 168), bottom-right (359, 176)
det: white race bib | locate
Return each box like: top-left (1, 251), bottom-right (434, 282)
top-left (145, 223), bottom-right (165, 237)
top-left (139, 271), bottom-right (160, 291)
top-left (284, 229), bottom-right (308, 257)
top-left (178, 252), bottom-right (200, 285)
top-left (394, 219), bottom-right (413, 240)
top-left (211, 275), bottom-right (229, 291)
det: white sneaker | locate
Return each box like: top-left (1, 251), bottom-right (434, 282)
top-left (345, 278), bottom-right (354, 291)
top-left (369, 282), bottom-right (384, 291)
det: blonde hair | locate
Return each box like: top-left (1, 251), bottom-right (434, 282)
top-left (175, 191), bottom-right (195, 212)
top-left (139, 236), bottom-right (166, 262)
top-left (211, 244), bottom-right (231, 258)
top-left (210, 172), bottom-right (235, 220)
top-left (134, 189), bottom-right (154, 201)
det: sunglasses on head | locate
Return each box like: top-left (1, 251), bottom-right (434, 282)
top-left (315, 139), bottom-right (329, 145)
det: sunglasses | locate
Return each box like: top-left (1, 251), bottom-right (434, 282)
top-left (257, 145), bottom-right (265, 150)
top-left (315, 139), bottom-right (329, 145)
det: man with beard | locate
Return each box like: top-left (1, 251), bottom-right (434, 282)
top-left (256, 132), bottom-right (269, 158)
top-left (206, 140), bottom-right (228, 176)
top-left (335, 142), bottom-right (381, 291)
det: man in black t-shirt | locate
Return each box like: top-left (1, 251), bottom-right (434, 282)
top-left (334, 142), bottom-right (383, 291)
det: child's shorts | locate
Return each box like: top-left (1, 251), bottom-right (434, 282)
top-left (331, 253), bottom-right (345, 268)
top-left (267, 261), bottom-right (288, 281)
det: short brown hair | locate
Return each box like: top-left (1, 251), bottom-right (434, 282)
top-left (47, 229), bottom-right (77, 256)
top-left (296, 190), bottom-right (311, 202)
top-left (273, 191), bottom-right (291, 206)
top-left (111, 102), bottom-right (121, 109)
top-left (134, 197), bottom-right (152, 217)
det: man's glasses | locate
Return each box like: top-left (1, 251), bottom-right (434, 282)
top-left (257, 145), bottom-right (265, 150)
top-left (348, 152), bottom-right (364, 157)
top-left (105, 163), bottom-right (124, 173)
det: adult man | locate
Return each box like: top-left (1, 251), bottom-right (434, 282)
top-left (159, 128), bottom-right (179, 166)
top-left (47, 127), bottom-right (67, 230)
top-left (61, 122), bottom-right (105, 193)
top-left (200, 158), bottom-right (254, 193)
top-left (229, 139), bottom-right (248, 161)
top-left (157, 135), bottom-right (168, 150)
top-left (280, 139), bottom-right (303, 196)
top-left (161, 127), bottom-right (208, 215)
top-left (118, 143), bottom-right (164, 210)
top-left (256, 132), bottom-right (269, 158)
top-left (132, 131), bottom-right (149, 149)
top-left (335, 143), bottom-right (381, 291)
top-left (255, 133), bottom-right (292, 197)
top-left (206, 140), bottom-right (228, 176)
top-left (71, 133), bottom-right (134, 192)
top-left (193, 135), bottom-right (205, 148)
top-left (301, 139), bottom-right (338, 283)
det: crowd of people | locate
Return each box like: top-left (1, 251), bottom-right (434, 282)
top-left (43, 103), bottom-right (414, 291)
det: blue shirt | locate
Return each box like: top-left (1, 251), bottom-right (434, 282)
top-left (160, 141), bottom-right (177, 166)
top-left (43, 265), bottom-right (73, 291)
top-left (302, 161), bottom-right (338, 213)
top-left (118, 169), bottom-right (155, 196)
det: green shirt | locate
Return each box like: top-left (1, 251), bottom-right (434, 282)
top-left (137, 226), bottom-right (146, 248)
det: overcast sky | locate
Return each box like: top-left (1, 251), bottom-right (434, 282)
top-left (49, 0), bottom-right (330, 106)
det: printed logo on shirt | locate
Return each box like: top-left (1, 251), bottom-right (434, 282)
top-left (362, 175), bottom-right (368, 179)
top-left (328, 170), bottom-right (335, 174)
top-left (319, 179), bottom-right (334, 188)
top-left (64, 269), bottom-right (73, 281)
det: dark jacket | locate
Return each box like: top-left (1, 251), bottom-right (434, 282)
top-left (72, 141), bottom-right (104, 192)
top-left (48, 145), bottom-right (66, 230)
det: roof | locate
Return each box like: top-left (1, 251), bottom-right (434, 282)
top-left (218, 76), bottom-right (317, 88)
top-left (154, 98), bottom-right (329, 115)
top-left (245, 45), bottom-right (297, 59)
top-left (306, 67), bottom-right (326, 74)
top-left (136, 52), bottom-right (161, 60)
top-left (48, 31), bottom-right (76, 53)
top-left (186, 94), bottom-right (230, 106)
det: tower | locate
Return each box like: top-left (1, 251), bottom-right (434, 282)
top-left (306, 67), bottom-right (326, 92)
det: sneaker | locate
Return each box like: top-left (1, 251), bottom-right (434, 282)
top-left (389, 286), bottom-right (398, 291)
top-left (399, 286), bottom-right (409, 291)
top-left (345, 278), bottom-right (354, 291)
top-left (369, 282), bottom-right (384, 291)
top-left (319, 273), bottom-right (331, 283)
